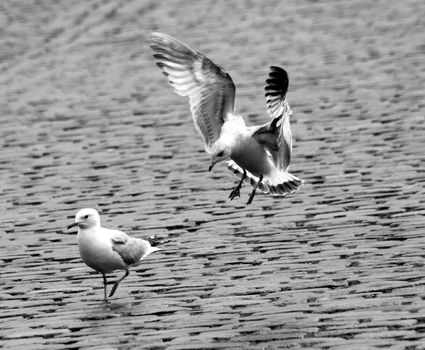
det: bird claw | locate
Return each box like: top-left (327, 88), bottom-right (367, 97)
top-left (228, 187), bottom-right (241, 200)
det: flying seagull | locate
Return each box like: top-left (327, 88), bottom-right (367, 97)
top-left (148, 32), bottom-right (304, 204)
top-left (67, 208), bottom-right (161, 301)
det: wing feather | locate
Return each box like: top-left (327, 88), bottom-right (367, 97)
top-left (253, 66), bottom-right (293, 170)
top-left (265, 66), bottom-right (289, 119)
top-left (148, 32), bottom-right (236, 152)
top-left (111, 232), bottom-right (148, 266)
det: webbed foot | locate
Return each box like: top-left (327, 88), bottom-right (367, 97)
top-left (229, 187), bottom-right (241, 200)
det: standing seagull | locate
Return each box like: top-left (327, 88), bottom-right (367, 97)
top-left (148, 32), bottom-right (304, 204)
top-left (67, 208), bottom-right (160, 301)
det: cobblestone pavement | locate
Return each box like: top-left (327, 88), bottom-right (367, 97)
top-left (1, 0), bottom-right (424, 349)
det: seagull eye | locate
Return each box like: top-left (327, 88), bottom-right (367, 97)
top-left (84, 215), bottom-right (89, 219)
top-left (217, 151), bottom-right (224, 157)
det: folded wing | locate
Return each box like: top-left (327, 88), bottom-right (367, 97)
top-left (111, 232), bottom-right (149, 266)
top-left (148, 32), bottom-right (236, 152)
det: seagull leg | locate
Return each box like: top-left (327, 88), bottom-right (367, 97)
top-left (229, 169), bottom-right (247, 200)
top-left (247, 174), bottom-right (263, 205)
top-left (102, 273), bottom-right (108, 302)
top-left (109, 270), bottom-right (130, 298)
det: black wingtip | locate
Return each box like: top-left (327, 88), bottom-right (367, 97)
top-left (269, 66), bottom-right (288, 75)
top-left (147, 235), bottom-right (164, 247)
top-left (268, 66), bottom-right (289, 83)
top-left (265, 66), bottom-right (289, 97)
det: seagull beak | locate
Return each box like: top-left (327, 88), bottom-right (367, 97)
top-left (67, 222), bottom-right (79, 230)
top-left (209, 160), bottom-right (216, 172)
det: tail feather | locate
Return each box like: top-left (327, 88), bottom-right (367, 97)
top-left (227, 160), bottom-right (303, 196)
top-left (139, 235), bottom-right (163, 260)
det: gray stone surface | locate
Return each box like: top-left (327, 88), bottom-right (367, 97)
top-left (1, 0), bottom-right (424, 349)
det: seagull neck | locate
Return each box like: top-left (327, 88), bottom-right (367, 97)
top-left (219, 127), bottom-right (244, 151)
top-left (222, 117), bottom-right (246, 138)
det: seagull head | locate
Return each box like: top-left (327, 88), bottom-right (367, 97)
top-left (67, 208), bottom-right (101, 230)
top-left (209, 142), bottom-right (232, 171)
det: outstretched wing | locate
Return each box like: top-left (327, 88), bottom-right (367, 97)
top-left (265, 66), bottom-right (289, 119)
top-left (148, 32), bottom-right (236, 152)
top-left (253, 66), bottom-right (292, 170)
